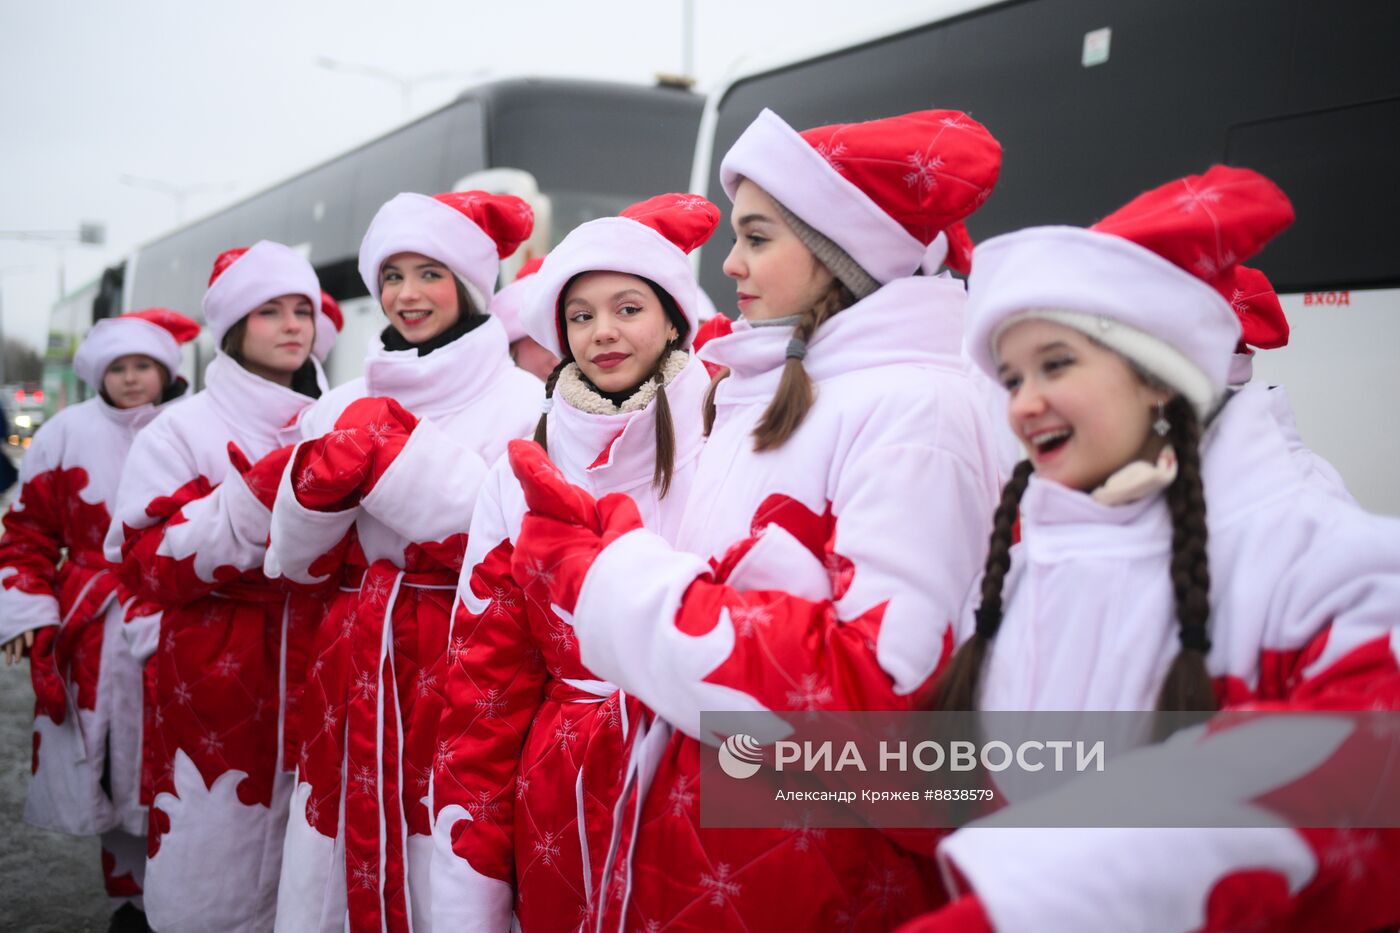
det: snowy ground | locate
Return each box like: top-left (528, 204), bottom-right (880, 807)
top-left (0, 448), bottom-right (112, 931)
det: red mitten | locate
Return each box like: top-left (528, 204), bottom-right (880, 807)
top-left (507, 441), bottom-right (644, 614)
top-left (228, 442), bottom-right (293, 510)
top-left (332, 396), bottom-right (419, 495)
top-left (291, 397), bottom-right (419, 511)
top-left (895, 896), bottom-right (994, 933)
top-left (507, 438), bottom-right (603, 531)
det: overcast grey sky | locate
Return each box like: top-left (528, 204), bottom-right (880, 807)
top-left (0, 0), bottom-right (945, 352)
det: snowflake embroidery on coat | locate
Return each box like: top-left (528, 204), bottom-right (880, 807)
top-left (198, 731), bottom-right (224, 756)
top-left (465, 790), bottom-right (501, 824)
top-left (199, 606), bottom-right (221, 627)
top-left (448, 634), bottom-right (469, 665)
top-left (433, 739), bottom-right (454, 774)
top-left (521, 557), bottom-right (555, 587)
top-left (321, 706), bottom-right (339, 736)
top-left (730, 603), bottom-right (772, 638)
top-left (533, 831), bottom-right (562, 866)
top-left (862, 868), bottom-right (905, 912)
top-left (668, 774), bottom-right (695, 817)
top-left (350, 857), bottom-right (377, 891)
top-left (410, 763), bottom-right (431, 793)
top-left (142, 566), bottom-right (162, 595)
top-left (1229, 288), bottom-right (1250, 314)
top-left (675, 195), bottom-right (711, 212)
top-left (547, 619), bottom-right (576, 653)
top-left (415, 669), bottom-right (438, 698)
top-left (782, 811), bottom-right (827, 852)
top-left (213, 653), bottom-right (241, 677)
top-left (786, 674), bottom-right (834, 710)
top-left (486, 586), bottom-right (519, 619)
top-left (305, 794), bottom-right (322, 826)
top-left (903, 151), bottom-right (944, 193)
top-left (515, 775), bottom-right (530, 799)
top-left (555, 716), bottom-right (578, 751)
top-left (327, 427), bottom-right (361, 447)
top-left (294, 468), bottom-right (318, 494)
top-left (1323, 829), bottom-right (1380, 884)
top-left (171, 681), bottom-right (193, 705)
top-left (353, 669), bottom-right (377, 701)
top-left (699, 863), bottom-right (742, 907)
top-left (815, 140), bottom-right (848, 174)
top-left (361, 574), bottom-right (391, 605)
top-left (351, 764), bottom-right (376, 797)
top-left (475, 689), bottom-right (505, 719)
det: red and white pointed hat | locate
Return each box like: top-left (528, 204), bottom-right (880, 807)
top-left (312, 290), bottom-right (344, 362)
top-left (966, 165), bottom-right (1295, 418)
top-left (1222, 265), bottom-right (1289, 386)
top-left (74, 307), bottom-right (200, 389)
top-left (523, 193), bottom-right (721, 358)
top-left (358, 191), bottom-right (534, 314)
top-left (719, 108), bottom-right (1002, 281)
top-left (202, 241), bottom-right (323, 348)
top-left (489, 256), bottom-right (545, 344)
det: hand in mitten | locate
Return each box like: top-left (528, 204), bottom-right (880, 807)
top-left (894, 896), bottom-right (994, 933)
top-left (228, 442), bottom-right (293, 510)
top-left (507, 439), bottom-right (643, 613)
top-left (291, 397), bottom-right (419, 511)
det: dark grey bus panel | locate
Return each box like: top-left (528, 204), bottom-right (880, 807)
top-left (697, 0), bottom-right (1400, 303)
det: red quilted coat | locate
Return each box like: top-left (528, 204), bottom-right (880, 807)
top-left (266, 317), bottom-right (540, 933)
top-left (104, 352), bottom-right (327, 932)
top-left (431, 350), bottom-right (707, 931)
top-left (0, 392), bottom-right (180, 904)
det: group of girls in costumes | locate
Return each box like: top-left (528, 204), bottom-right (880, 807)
top-left (2, 100), bottom-right (1397, 933)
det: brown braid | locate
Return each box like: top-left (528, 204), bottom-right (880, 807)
top-left (702, 368), bottom-right (731, 437)
top-left (650, 346), bottom-right (680, 498)
top-left (531, 359), bottom-right (569, 452)
top-left (1155, 395), bottom-right (1218, 712)
top-left (932, 459), bottom-right (1035, 711)
top-left (751, 281), bottom-right (854, 451)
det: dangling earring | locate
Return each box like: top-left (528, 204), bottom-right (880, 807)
top-left (1153, 401), bottom-right (1170, 437)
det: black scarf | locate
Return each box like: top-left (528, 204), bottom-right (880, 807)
top-left (380, 313), bottom-right (485, 357)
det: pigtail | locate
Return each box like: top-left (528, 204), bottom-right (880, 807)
top-left (932, 459), bottom-right (1035, 711)
top-left (650, 348), bottom-right (679, 498)
top-left (702, 368), bottom-right (731, 437)
top-left (532, 360), bottom-right (569, 452)
top-left (1155, 395), bottom-right (1217, 712)
top-left (751, 281), bottom-right (854, 451)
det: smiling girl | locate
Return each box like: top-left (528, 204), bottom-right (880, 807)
top-left (1, 309), bottom-right (196, 931)
top-left (502, 108), bottom-right (1007, 929)
top-left (903, 167), bottom-right (1400, 933)
top-left (429, 194), bottom-right (717, 931)
top-left (103, 242), bottom-right (336, 932)
top-left (263, 191), bottom-right (541, 933)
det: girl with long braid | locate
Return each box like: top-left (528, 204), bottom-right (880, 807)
top-left (429, 193), bottom-right (717, 931)
top-left (903, 167), bottom-right (1400, 932)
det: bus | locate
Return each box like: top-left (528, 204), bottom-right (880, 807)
top-left (688, 0), bottom-right (1400, 514)
top-left (88, 77), bottom-right (703, 385)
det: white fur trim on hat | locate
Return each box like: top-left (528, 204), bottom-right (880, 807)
top-left (73, 317), bottom-right (181, 390)
top-left (201, 241), bottom-right (322, 349)
top-left (522, 217), bottom-right (700, 359)
top-left (967, 226), bottom-right (1241, 420)
top-left (719, 108), bottom-right (925, 285)
top-left (358, 193), bottom-right (499, 314)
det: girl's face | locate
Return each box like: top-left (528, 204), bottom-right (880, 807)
top-left (996, 319), bottom-right (1171, 492)
top-left (241, 294), bottom-right (315, 381)
top-left (379, 252), bottom-right (461, 343)
top-left (102, 354), bottom-right (165, 409)
top-left (722, 179), bottom-right (836, 322)
top-left (562, 271), bottom-right (678, 395)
